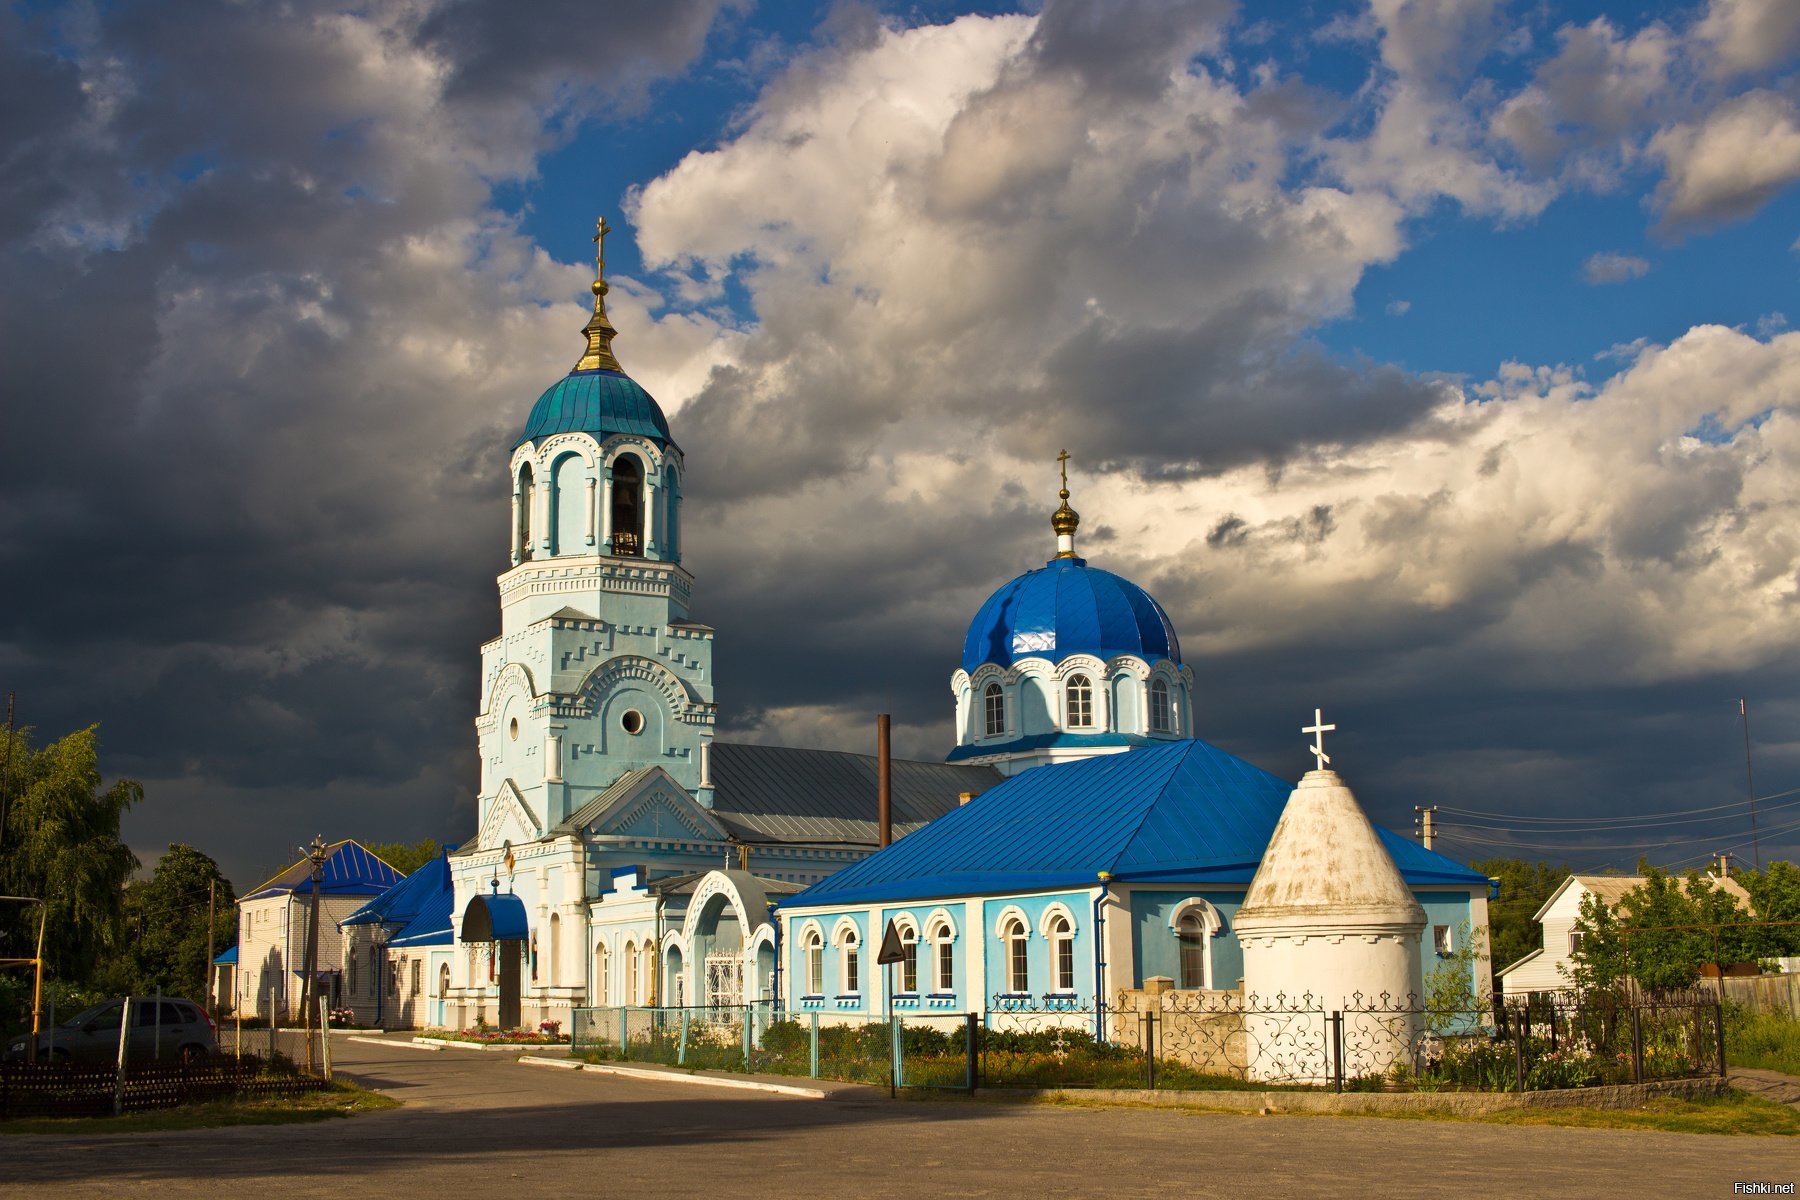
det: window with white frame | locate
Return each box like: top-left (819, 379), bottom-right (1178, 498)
top-left (438, 963), bottom-right (450, 999)
top-left (1004, 917), bottom-right (1029, 993)
top-left (1434, 924), bottom-right (1452, 956)
top-left (624, 940), bottom-right (638, 1003)
top-left (1066, 674), bottom-right (1093, 728)
top-left (804, 928), bottom-right (824, 995)
top-left (1048, 914), bottom-right (1075, 993)
top-left (596, 943), bottom-right (609, 1003)
top-left (840, 927), bottom-right (860, 994)
top-left (410, 959), bottom-right (422, 996)
top-left (1178, 912), bottom-right (1208, 989)
top-left (1149, 678), bottom-right (1171, 733)
top-left (932, 922), bottom-right (955, 992)
top-left (899, 925), bottom-right (918, 994)
top-left (983, 683), bottom-right (1005, 737)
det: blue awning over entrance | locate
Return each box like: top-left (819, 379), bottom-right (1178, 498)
top-left (461, 891), bottom-right (529, 942)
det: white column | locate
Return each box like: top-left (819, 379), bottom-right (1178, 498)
top-left (585, 477), bottom-right (597, 547)
top-left (537, 470), bottom-right (553, 554)
top-left (509, 487), bottom-right (522, 565)
top-left (966, 902), bottom-right (986, 1009)
top-left (600, 472), bottom-right (614, 550)
top-left (644, 478), bottom-right (659, 557)
top-left (545, 733), bottom-right (563, 782)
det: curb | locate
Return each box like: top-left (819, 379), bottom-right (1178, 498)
top-left (411, 1037), bottom-right (558, 1053)
top-left (534, 1058), bottom-right (827, 1098)
top-left (348, 1035), bottom-right (442, 1051)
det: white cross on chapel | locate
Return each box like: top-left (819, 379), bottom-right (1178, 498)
top-left (1303, 708), bottom-right (1337, 770)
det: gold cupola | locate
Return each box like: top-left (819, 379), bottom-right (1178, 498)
top-left (1052, 448), bottom-right (1080, 558)
top-left (575, 215), bottom-right (623, 373)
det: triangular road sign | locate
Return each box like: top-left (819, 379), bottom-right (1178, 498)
top-left (876, 919), bottom-right (906, 965)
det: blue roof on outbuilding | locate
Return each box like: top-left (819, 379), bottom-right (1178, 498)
top-left (962, 556), bottom-right (1182, 673)
top-left (212, 945), bottom-right (238, 965)
top-left (242, 841), bottom-right (403, 902)
top-left (342, 853), bottom-right (453, 947)
top-left (785, 740), bottom-right (1488, 908)
top-left (516, 368), bottom-right (674, 450)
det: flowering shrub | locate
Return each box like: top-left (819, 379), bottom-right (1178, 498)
top-left (431, 1026), bottom-right (570, 1045)
top-left (538, 1019), bottom-right (562, 1037)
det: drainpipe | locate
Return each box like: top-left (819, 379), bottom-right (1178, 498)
top-left (768, 901), bottom-right (783, 1011)
top-left (1093, 872), bottom-right (1113, 1042)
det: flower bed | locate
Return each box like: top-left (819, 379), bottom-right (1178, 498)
top-left (426, 1024), bottom-right (570, 1046)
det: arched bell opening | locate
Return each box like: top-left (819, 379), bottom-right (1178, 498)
top-left (609, 454), bottom-right (643, 556)
top-left (516, 463), bottom-right (536, 563)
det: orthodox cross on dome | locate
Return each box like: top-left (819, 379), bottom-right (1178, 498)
top-left (1303, 708), bottom-right (1336, 771)
top-left (1052, 448), bottom-right (1081, 559)
top-left (575, 215), bottom-right (623, 374)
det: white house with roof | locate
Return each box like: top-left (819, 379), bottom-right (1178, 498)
top-left (229, 840), bottom-right (401, 1021)
top-left (1498, 872), bottom-right (1754, 996)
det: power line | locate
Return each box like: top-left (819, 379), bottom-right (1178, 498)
top-left (1435, 795), bottom-right (1800, 836)
top-left (1436, 811), bottom-right (1800, 858)
top-left (1435, 786), bottom-right (1800, 826)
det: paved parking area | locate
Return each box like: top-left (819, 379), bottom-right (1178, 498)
top-left (2, 1037), bottom-right (1793, 1198)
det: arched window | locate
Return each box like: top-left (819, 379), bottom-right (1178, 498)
top-left (1004, 917), bottom-right (1029, 994)
top-left (438, 963), bottom-right (450, 1000)
top-left (518, 464), bottom-right (535, 562)
top-left (664, 464), bottom-right (681, 560)
top-left (548, 913), bottom-right (561, 988)
top-left (803, 928), bottom-right (824, 996)
top-left (1178, 912), bottom-right (1209, 989)
top-left (410, 959), bottom-right (422, 996)
top-left (898, 925), bottom-right (918, 994)
top-left (347, 951), bottom-right (358, 997)
top-left (931, 922), bottom-right (955, 993)
top-left (839, 927), bottom-right (861, 995)
top-left (610, 455), bottom-right (643, 556)
top-left (1149, 678), bottom-right (1171, 733)
top-left (529, 933), bottom-right (539, 982)
top-left (624, 940), bottom-right (638, 1005)
top-left (369, 946), bottom-right (380, 995)
top-left (642, 943), bottom-right (655, 1004)
top-left (1066, 674), bottom-right (1093, 728)
top-left (595, 943), bottom-right (610, 1005)
top-left (983, 683), bottom-right (1005, 738)
top-left (1049, 915), bottom-right (1075, 993)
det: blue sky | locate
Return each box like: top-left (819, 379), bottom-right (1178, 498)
top-left (2, 0), bottom-right (1797, 884)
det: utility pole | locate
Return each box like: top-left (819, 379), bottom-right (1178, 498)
top-left (204, 879), bottom-right (217, 1012)
top-left (1414, 806), bottom-right (1437, 851)
top-left (1740, 699), bottom-right (1761, 870)
top-left (298, 836), bottom-right (327, 1071)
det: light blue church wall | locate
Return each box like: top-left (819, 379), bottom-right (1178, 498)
top-left (1416, 890), bottom-right (1481, 1000)
top-left (981, 891), bottom-right (1093, 1001)
top-left (1129, 890), bottom-right (1247, 991)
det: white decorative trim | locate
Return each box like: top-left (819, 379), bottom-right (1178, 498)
top-left (1168, 897), bottom-right (1224, 937)
top-left (993, 905), bottom-right (1032, 940)
top-left (923, 908), bottom-right (958, 941)
top-left (831, 915), bottom-right (861, 947)
top-left (885, 911), bottom-right (919, 938)
top-left (480, 779), bottom-right (541, 848)
top-left (1038, 901), bottom-right (1078, 938)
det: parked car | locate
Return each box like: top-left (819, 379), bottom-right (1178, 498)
top-left (4, 997), bottom-right (218, 1065)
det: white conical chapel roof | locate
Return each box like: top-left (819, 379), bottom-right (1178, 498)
top-left (1236, 769), bottom-right (1425, 929)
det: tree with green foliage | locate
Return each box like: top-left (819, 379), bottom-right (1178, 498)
top-left (1470, 858), bottom-right (1570, 971)
top-left (1567, 862), bottom-right (1769, 995)
top-left (0, 724), bottom-right (140, 984)
top-left (1564, 889), bottom-right (1626, 995)
top-left (93, 844), bottom-right (237, 1001)
top-left (360, 838), bottom-right (441, 876)
top-left (1739, 861), bottom-right (1800, 958)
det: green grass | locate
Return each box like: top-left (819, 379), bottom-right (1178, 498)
top-left (1726, 1010), bottom-right (1800, 1076)
top-left (0, 1081), bottom-right (399, 1136)
top-left (1038, 1089), bottom-right (1800, 1136)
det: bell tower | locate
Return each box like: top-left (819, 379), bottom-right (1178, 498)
top-left (473, 218), bottom-right (715, 850)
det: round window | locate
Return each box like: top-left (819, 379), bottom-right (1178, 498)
top-left (620, 710), bottom-right (645, 735)
top-left (508, 718), bottom-right (519, 741)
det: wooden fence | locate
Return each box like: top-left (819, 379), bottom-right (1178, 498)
top-left (1719, 973), bottom-right (1800, 1018)
top-left (0, 1057), bottom-right (329, 1120)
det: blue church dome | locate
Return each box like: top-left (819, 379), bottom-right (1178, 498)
top-left (961, 556), bottom-right (1182, 673)
top-left (516, 368), bottom-right (674, 450)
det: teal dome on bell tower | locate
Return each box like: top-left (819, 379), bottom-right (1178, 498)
top-left (515, 215), bottom-right (675, 451)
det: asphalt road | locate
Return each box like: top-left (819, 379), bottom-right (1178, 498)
top-left (2, 1037), bottom-right (1793, 1198)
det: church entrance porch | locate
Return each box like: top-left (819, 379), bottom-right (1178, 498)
top-left (461, 889), bottom-right (532, 1028)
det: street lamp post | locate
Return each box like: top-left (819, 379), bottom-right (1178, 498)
top-left (297, 836), bottom-right (327, 1070)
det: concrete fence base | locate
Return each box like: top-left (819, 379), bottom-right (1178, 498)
top-left (1016, 1076), bottom-right (1729, 1116)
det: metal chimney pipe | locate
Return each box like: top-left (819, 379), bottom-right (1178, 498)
top-left (877, 713), bottom-right (892, 849)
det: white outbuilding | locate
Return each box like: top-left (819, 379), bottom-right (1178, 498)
top-left (1235, 765), bottom-right (1427, 1082)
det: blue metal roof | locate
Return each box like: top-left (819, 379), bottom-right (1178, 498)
top-left (516, 368), bottom-right (674, 449)
top-left (461, 889), bottom-right (530, 942)
top-left (785, 740), bottom-right (1489, 908)
top-left (212, 945), bottom-right (238, 965)
top-left (242, 841), bottom-right (403, 902)
top-left (962, 556), bottom-right (1182, 673)
top-left (342, 853), bottom-right (453, 947)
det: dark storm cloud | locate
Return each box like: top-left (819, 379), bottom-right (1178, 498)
top-left (0, 0), bottom-right (732, 883)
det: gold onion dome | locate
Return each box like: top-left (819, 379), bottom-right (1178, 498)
top-left (1051, 448), bottom-right (1080, 557)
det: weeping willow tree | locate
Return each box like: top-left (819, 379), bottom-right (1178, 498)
top-left (0, 724), bottom-right (141, 984)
